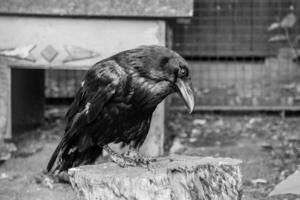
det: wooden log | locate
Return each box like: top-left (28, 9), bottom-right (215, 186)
top-left (68, 155), bottom-right (242, 200)
top-left (140, 101), bottom-right (165, 156)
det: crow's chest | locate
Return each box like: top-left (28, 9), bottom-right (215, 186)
top-left (100, 102), bottom-right (152, 143)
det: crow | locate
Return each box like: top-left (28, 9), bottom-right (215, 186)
top-left (46, 45), bottom-right (194, 174)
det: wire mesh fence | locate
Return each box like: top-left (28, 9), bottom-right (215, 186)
top-left (170, 0), bottom-right (300, 110)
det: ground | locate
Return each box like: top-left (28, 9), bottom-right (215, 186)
top-left (166, 112), bottom-right (300, 200)
top-left (0, 106), bottom-right (299, 200)
top-left (0, 107), bottom-right (76, 200)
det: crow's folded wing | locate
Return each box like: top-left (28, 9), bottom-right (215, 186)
top-left (66, 60), bottom-right (125, 126)
top-left (47, 61), bottom-right (124, 172)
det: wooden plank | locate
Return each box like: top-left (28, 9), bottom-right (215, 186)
top-left (171, 105), bottom-right (300, 112)
top-left (0, 58), bottom-right (10, 139)
top-left (140, 102), bottom-right (164, 156)
top-left (0, 17), bottom-right (165, 67)
top-left (11, 63), bottom-right (90, 70)
top-left (7, 64), bottom-right (11, 139)
top-left (183, 58), bottom-right (300, 108)
top-left (0, 0), bottom-right (193, 17)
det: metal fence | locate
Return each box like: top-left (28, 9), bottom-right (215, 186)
top-left (45, 0), bottom-right (300, 110)
top-left (170, 0), bottom-right (300, 110)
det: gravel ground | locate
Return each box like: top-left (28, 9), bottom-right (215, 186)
top-left (0, 106), bottom-right (299, 200)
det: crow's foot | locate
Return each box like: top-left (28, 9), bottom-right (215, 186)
top-left (56, 171), bottom-right (70, 183)
top-left (103, 145), bottom-right (136, 168)
top-left (123, 149), bottom-right (156, 168)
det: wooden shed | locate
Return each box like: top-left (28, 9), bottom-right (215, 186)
top-left (0, 0), bottom-right (193, 156)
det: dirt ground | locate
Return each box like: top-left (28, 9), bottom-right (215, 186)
top-left (0, 112), bottom-right (76, 200)
top-left (166, 112), bottom-right (300, 200)
top-left (0, 106), bottom-right (299, 200)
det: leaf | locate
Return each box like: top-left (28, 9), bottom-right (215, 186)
top-left (268, 22), bottom-right (281, 31)
top-left (278, 48), bottom-right (300, 59)
top-left (269, 170), bottom-right (300, 196)
top-left (268, 35), bottom-right (288, 42)
top-left (281, 13), bottom-right (297, 28)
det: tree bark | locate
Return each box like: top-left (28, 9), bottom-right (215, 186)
top-left (69, 155), bottom-right (242, 200)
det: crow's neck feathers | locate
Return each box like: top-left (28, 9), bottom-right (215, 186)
top-left (124, 69), bottom-right (172, 108)
top-left (108, 50), bottom-right (176, 108)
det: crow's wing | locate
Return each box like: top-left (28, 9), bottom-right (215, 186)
top-left (47, 60), bottom-right (125, 173)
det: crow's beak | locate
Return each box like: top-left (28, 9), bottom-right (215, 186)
top-left (175, 78), bottom-right (195, 113)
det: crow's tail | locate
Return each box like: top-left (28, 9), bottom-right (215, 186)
top-left (46, 140), bottom-right (102, 174)
top-left (46, 137), bottom-right (66, 173)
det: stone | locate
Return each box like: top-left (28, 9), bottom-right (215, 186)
top-left (0, 142), bottom-right (17, 162)
top-left (69, 155), bottom-right (242, 200)
top-left (169, 138), bottom-right (186, 154)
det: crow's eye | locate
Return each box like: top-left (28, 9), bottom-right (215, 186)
top-left (178, 67), bottom-right (188, 78)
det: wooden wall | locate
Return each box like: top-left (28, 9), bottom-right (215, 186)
top-left (0, 59), bottom-right (10, 138)
top-left (170, 58), bottom-right (300, 108)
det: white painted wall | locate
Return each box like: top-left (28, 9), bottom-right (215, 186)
top-left (0, 16), bottom-right (165, 156)
top-left (0, 16), bottom-right (165, 68)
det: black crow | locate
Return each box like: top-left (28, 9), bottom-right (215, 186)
top-left (46, 45), bottom-right (194, 174)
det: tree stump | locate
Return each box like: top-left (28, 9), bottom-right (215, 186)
top-left (68, 155), bottom-right (242, 200)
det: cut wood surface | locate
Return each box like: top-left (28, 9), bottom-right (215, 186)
top-left (69, 155), bottom-right (242, 200)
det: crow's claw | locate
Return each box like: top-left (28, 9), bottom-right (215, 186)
top-left (122, 149), bottom-right (156, 168)
top-left (103, 145), bottom-right (136, 167)
top-left (109, 152), bottom-right (137, 168)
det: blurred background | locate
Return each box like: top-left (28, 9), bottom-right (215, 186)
top-left (46, 1), bottom-right (300, 110)
top-left (0, 0), bottom-right (300, 200)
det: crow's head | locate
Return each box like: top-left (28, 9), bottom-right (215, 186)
top-left (123, 45), bottom-right (194, 113)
